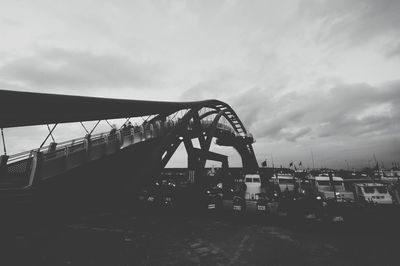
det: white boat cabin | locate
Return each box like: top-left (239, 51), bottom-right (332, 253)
top-left (310, 175), bottom-right (354, 202)
top-left (244, 174), bottom-right (262, 200)
top-left (354, 183), bottom-right (393, 205)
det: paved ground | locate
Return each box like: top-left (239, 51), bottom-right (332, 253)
top-left (2, 209), bottom-right (400, 266)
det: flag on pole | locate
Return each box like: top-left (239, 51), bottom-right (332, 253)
top-left (299, 161), bottom-right (302, 166)
top-left (261, 160), bottom-right (267, 167)
top-left (289, 161), bottom-right (293, 167)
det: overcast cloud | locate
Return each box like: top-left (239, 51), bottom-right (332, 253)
top-left (0, 0), bottom-right (399, 169)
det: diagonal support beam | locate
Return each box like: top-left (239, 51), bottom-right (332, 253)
top-left (183, 137), bottom-right (200, 170)
top-left (191, 147), bottom-right (227, 163)
top-left (161, 139), bottom-right (182, 168)
top-left (197, 110), bottom-right (226, 169)
top-left (89, 120), bottom-right (101, 135)
top-left (183, 136), bottom-right (194, 154)
top-left (204, 111), bottom-right (224, 152)
top-left (80, 122), bottom-right (89, 134)
top-left (192, 112), bottom-right (207, 149)
top-left (39, 124), bottom-right (58, 148)
top-left (46, 124), bottom-right (55, 143)
top-left (119, 118), bottom-right (131, 129)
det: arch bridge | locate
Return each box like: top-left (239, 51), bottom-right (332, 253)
top-left (0, 90), bottom-right (258, 207)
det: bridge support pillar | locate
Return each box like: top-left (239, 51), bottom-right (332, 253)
top-left (0, 155), bottom-right (8, 179)
top-left (221, 159), bottom-right (232, 197)
top-left (140, 149), bottom-right (163, 188)
top-left (188, 148), bottom-right (229, 191)
top-left (187, 151), bottom-right (198, 183)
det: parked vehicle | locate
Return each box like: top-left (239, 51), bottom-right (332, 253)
top-left (270, 173), bottom-right (296, 193)
top-left (204, 186), bottom-right (223, 211)
top-left (256, 192), bottom-right (269, 213)
top-left (255, 192), bottom-right (279, 215)
top-left (137, 183), bottom-right (160, 207)
top-left (244, 174), bottom-right (262, 200)
top-left (354, 183), bottom-right (393, 205)
top-left (232, 195), bottom-right (245, 212)
top-left (137, 180), bottom-right (177, 209)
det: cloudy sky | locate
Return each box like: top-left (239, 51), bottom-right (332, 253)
top-left (1, 0), bottom-right (399, 170)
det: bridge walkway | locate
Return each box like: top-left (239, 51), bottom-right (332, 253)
top-left (0, 119), bottom-right (252, 193)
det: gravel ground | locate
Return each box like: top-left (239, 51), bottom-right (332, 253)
top-left (1, 209), bottom-right (400, 266)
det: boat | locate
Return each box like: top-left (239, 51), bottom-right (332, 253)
top-left (353, 183), bottom-right (393, 205)
top-left (310, 174), bottom-right (354, 202)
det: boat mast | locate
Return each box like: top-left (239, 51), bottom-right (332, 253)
top-left (310, 148), bottom-right (315, 169)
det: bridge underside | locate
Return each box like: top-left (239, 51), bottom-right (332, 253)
top-left (0, 90), bottom-right (222, 128)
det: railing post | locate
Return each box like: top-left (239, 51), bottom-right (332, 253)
top-left (27, 150), bottom-right (43, 187)
top-left (116, 130), bottom-right (122, 148)
top-left (0, 154), bottom-right (9, 179)
top-left (130, 128), bottom-right (135, 144)
top-left (149, 124), bottom-right (154, 138)
top-left (139, 126), bottom-right (144, 141)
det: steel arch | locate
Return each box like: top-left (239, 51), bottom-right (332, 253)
top-left (155, 104), bottom-right (257, 175)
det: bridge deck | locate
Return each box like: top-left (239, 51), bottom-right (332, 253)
top-left (1, 119), bottom-right (247, 190)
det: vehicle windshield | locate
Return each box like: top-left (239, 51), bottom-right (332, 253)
top-left (245, 177), bottom-right (261, 183)
top-left (376, 187), bottom-right (388, 194)
top-left (317, 181), bottom-right (344, 191)
top-left (317, 181), bottom-right (330, 186)
top-left (279, 179), bottom-right (295, 185)
top-left (317, 181), bottom-right (343, 186)
top-left (334, 181), bottom-right (345, 191)
top-left (363, 187), bottom-right (375, 194)
top-left (333, 181), bottom-right (344, 186)
top-left (363, 186), bottom-right (388, 194)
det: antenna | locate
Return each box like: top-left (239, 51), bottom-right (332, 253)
top-left (345, 160), bottom-right (350, 171)
top-left (271, 154), bottom-right (274, 168)
top-left (310, 148), bottom-right (315, 169)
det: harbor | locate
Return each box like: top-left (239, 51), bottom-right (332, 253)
top-left (1, 90), bottom-right (399, 265)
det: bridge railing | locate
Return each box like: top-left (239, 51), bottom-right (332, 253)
top-left (7, 131), bottom-right (102, 164)
top-left (198, 119), bottom-right (242, 136)
top-left (187, 118), bottom-right (255, 139)
top-left (3, 117), bottom-right (245, 188)
top-left (3, 119), bottom-right (179, 187)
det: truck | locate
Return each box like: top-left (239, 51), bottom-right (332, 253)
top-left (230, 173), bottom-right (262, 213)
